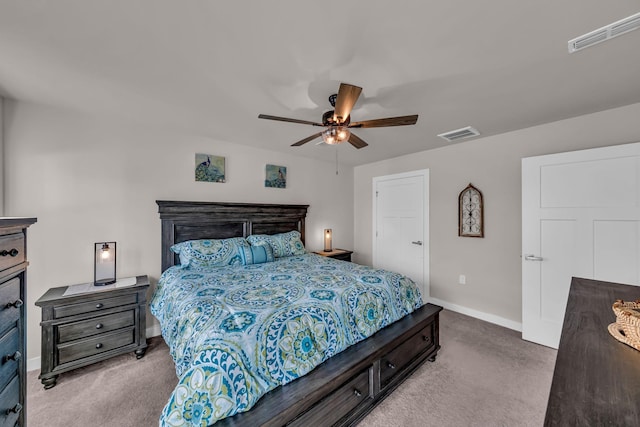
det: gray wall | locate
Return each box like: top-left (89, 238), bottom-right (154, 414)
top-left (3, 100), bottom-right (355, 364)
top-left (354, 102), bottom-right (640, 328)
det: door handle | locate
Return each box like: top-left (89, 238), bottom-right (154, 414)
top-left (524, 254), bottom-right (543, 261)
top-left (411, 241), bottom-right (423, 246)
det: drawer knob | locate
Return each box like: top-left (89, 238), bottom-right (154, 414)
top-left (4, 351), bottom-right (21, 362)
top-left (353, 389), bottom-right (362, 397)
top-left (0, 248), bottom-right (19, 257)
top-left (423, 335), bottom-right (430, 343)
top-left (95, 323), bottom-right (104, 329)
top-left (95, 303), bottom-right (104, 309)
top-left (387, 361), bottom-right (396, 370)
top-left (95, 343), bottom-right (103, 349)
top-left (5, 299), bottom-right (23, 309)
top-left (6, 402), bottom-right (23, 415)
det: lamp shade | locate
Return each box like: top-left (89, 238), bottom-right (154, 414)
top-left (323, 229), bottom-right (333, 252)
top-left (94, 242), bottom-right (116, 286)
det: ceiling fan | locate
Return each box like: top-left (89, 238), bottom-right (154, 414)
top-left (258, 83), bottom-right (418, 149)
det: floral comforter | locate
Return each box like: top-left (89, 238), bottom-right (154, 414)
top-left (150, 253), bottom-right (423, 426)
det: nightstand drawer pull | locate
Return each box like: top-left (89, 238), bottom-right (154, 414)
top-left (387, 361), bottom-right (396, 369)
top-left (5, 299), bottom-right (23, 309)
top-left (4, 350), bottom-right (21, 362)
top-left (95, 303), bottom-right (104, 309)
top-left (96, 323), bottom-right (104, 329)
top-left (0, 248), bottom-right (19, 257)
top-left (6, 403), bottom-right (23, 415)
top-left (423, 335), bottom-right (430, 343)
top-left (95, 343), bottom-right (103, 349)
top-left (353, 389), bottom-right (362, 397)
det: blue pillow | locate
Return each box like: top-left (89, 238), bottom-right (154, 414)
top-left (246, 230), bottom-right (305, 258)
top-left (240, 244), bottom-right (275, 265)
top-left (171, 237), bottom-right (248, 269)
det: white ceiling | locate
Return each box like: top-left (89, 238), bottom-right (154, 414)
top-left (1, 1), bottom-right (639, 166)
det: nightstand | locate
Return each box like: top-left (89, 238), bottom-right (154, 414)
top-left (35, 275), bottom-right (149, 389)
top-left (313, 248), bottom-right (353, 262)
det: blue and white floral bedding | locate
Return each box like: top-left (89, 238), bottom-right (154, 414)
top-left (151, 253), bottom-right (423, 426)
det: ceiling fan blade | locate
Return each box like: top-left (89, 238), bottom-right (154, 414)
top-left (259, 114), bottom-right (323, 127)
top-left (348, 133), bottom-right (368, 149)
top-left (334, 83), bottom-right (362, 124)
top-left (349, 115), bottom-right (419, 128)
top-left (291, 132), bottom-right (323, 147)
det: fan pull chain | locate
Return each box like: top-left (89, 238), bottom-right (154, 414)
top-left (335, 147), bottom-right (339, 175)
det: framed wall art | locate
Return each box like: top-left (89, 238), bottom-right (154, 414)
top-left (195, 153), bottom-right (225, 183)
top-left (265, 164), bottom-right (286, 188)
top-left (458, 183), bottom-right (484, 237)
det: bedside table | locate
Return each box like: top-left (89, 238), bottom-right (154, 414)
top-left (313, 248), bottom-right (353, 262)
top-left (35, 275), bottom-right (149, 389)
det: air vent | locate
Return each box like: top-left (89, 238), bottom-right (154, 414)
top-left (438, 126), bottom-right (480, 142)
top-left (569, 12), bottom-right (640, 53)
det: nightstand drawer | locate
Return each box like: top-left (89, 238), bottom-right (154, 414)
top-left (57, 310), bottom-right (135, 343)
top-left (0, 278), bottom-right (21, 330)
top-left (0, 233), bottom-right (25, 272)
top-left (58, 327), bottom-right (135, 364)
top-left (0, 327), bottom-right (20, 391)
top-left (54, 293), bottom-right (138, 318)
top-left (0, 376), bottom-right (21, 426)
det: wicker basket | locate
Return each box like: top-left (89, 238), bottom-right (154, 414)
top-left (608, 299), bottom-right (640, 352)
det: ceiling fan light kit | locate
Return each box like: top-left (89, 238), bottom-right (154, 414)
top-left (322, 126), bottom-right (350, 145)
top-left (259, 83), bottom-right (419, 150)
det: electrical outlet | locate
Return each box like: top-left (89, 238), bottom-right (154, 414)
top-left (458, 274), bottom-right (466, 285)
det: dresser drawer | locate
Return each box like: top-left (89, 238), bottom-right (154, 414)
top-left (57, 310), bottom-right (135, 343)
top-left (0, 327), bottom-right (20, 392)
top-left (0, 278), bottom-right (21, 332)
top-left (0, 233), bottom-right (25, 272)
top-left (380, 321), bottom-right (435, 389)
top-left (288, 367), bottom-right (372, 427)
top-left (54, 293), bottom-right (138, 319)
top-left (58, 328), bottom-right (135, 364)
top-left (0, 376), bottom-right (21, 426)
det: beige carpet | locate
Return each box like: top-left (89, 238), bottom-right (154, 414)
top-left (26, 310), bottom-right (556, 426)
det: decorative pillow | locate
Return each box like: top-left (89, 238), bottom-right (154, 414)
top-left (171, 237), bottom-right (248, 269)
top-left (240, 244), bottom-right (275, 265)
top-left (246, 230), bottom-right (305, 258)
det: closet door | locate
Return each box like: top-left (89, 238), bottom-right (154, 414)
top-left (522, 142), bottom-right (640, 348)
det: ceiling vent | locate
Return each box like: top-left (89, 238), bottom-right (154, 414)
top-left (438, 126), bottom-right (480, 142)
top-left (569, 12), bottom-right (640, 53)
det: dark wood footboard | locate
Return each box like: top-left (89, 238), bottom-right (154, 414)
top-left (216, 303), bottom-right (442, 427)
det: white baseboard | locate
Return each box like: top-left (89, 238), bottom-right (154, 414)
top-left (26, 306), bottom-right (520, 372)
top-left (27, 324), bottom-right (164, 372)
top-left (428, 297), bottom-right (522, 332)
top-left (27, 356), bottom-right (40, 372)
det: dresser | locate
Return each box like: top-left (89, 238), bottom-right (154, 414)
top-left (545, 277), bottom-right (640, 426)
top-left (0, 217), bottom-right (36, 427)
top-left (35, 275), bottom-right (149, 389)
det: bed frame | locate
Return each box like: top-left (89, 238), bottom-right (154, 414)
top-left (157, 200), bottom-right (441, 427)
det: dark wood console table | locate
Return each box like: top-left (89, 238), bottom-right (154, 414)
top-left (544, 277), bottom-right (640, 426)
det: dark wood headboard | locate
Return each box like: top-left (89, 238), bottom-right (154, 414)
top-left (157, 200), bottom-right (309, 272)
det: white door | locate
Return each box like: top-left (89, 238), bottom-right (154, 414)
top-left (522, 142), bottom-right (640, 348)
top-left (373, 170), bottom-right (429, 298)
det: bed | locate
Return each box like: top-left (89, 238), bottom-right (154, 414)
top-left (153, 200), bottom-right (441, 426)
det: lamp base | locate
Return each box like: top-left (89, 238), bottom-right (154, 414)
top-left (94, 279), bottom-right (116, 286)
top-left (323, 249), bottom-right (333, 252)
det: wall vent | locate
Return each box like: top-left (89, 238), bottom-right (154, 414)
top-left (569, 12), bottom-right (640, 53)
top-left (437, 126), bottom-right (480, 142)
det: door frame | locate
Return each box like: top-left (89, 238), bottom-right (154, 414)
top-left (372, 169), bottom-right (430, 298)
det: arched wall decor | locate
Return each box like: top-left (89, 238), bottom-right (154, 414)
top-left (458, 183), bottom-right (484, 237)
